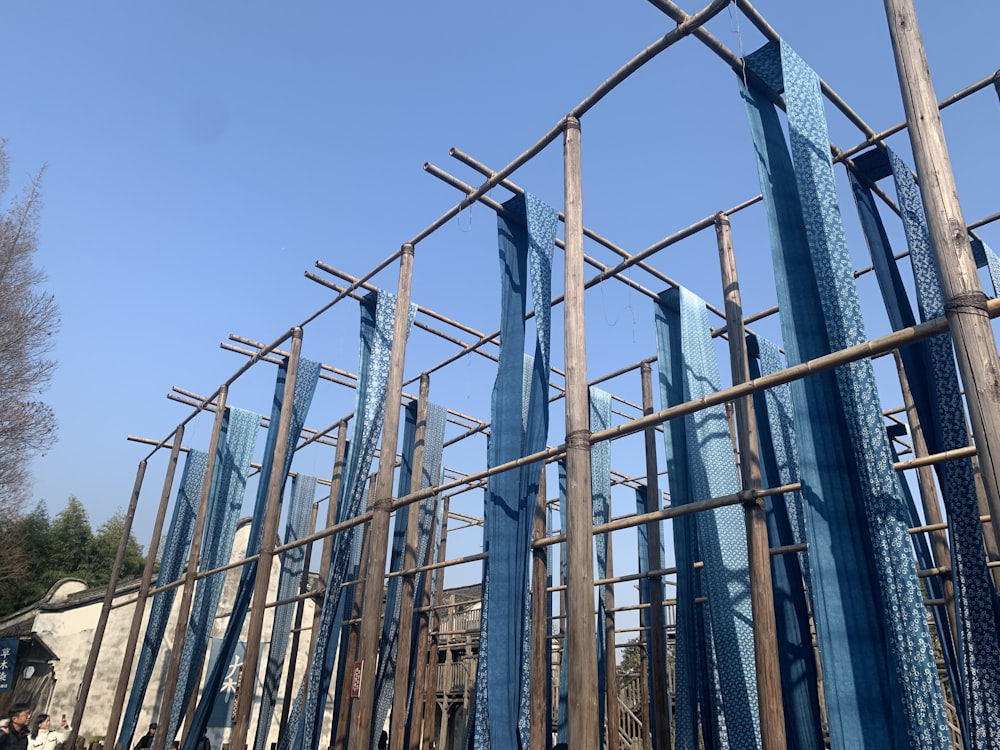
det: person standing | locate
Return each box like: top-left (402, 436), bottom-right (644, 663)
top-left (0, 705), bottom-right (33, 750)
top-left (132, 723), bottom-right (157, 750)
top-left (28, 713), bottom-right (69, 750)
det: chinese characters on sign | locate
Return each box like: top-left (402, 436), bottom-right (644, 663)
top-left (0, 638), bottom-right (20, 692)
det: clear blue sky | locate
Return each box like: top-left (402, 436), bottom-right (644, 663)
top-left (3, 1), bottom-right (998, 596)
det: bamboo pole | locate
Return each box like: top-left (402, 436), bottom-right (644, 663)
top-left (349, 244), bottom-right (416, 750)
top-left (530, 473), bottom-right (550, 750)
top-left (106, 425), bottom-right (185, 750)
top-left (893, 351), bottom-right (958, 647)
top-left (716, 214), bottom-right (786, 749)
top-left (152, 386), bottom-right (230, 750)
top-left (68, 458), bottom-right (148, 750)
top-left (639, 363), bottom-right (670, 750)
top-left (230, 329), bottom-right (304, 750)
top-left (388, 375), bottom-right (432, 750)
top-left (883, 0), bottom-right (1000, 549)
top-left (562, 115), bottom-right (600, 750)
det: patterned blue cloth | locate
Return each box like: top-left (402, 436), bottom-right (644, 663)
top-left (253, 474), bottom-right (318, 750)
top-left (655, 286), bottom-right (760, 750)
top-left (119, 449), bottom-right (207, 750)
top-left (741, 39), bottom-right (950, 749)
top-left (850, 146), bottom-right (1000, 749)
top-left (282, 290), bottom-right (415, 750)
top-left (473, 191), bottom-right (556, 750)
top-left (590, 388), bottom-right (612, 750)
top-left (181, 358), bottom-right (321, 750)
top-left (746, 335), bottom-right (824, 749)
top-left (370, 401), bottom-right (447, 750)
top-left (167, 407), bottom-right (260, 746)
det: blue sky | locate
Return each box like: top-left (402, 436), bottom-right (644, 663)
top-left (4, 1), bottom-right (999, 597)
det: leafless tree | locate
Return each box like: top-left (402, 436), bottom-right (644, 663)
top-left (0, 139), bottom-right (59, 522)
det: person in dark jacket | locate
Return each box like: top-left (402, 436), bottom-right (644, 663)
top-left (133, 723), bottom-right (157, 750)
top-left (0, 704), bottom-right (33, 750)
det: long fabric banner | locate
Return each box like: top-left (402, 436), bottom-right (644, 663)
top-left (283, 289), bottom-right (414, 750)
top-left (655, 285), bottom-right (760, 750)
top-left (119, 448), bottom-right (207, 750)
top-left (252, 474), bottom-right (319, 750)
top-left (590, 388), bottom-right (612, 750)
top-left (166, 407), bottom-right (260, 746)
top-left (472, 191), bottom-right (556, 750)
top-left (181, 357), bottom-right (321, 750)
top-left (740, 39), bottom-right (950, 749)
top-left (849, 146), bottom-right (1000, 749)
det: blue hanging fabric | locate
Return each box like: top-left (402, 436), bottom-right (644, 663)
top-left (119, 449), bottom-right (207, 750)
top-left (166, 407), bottom-right (260, 746)
top-left (283, 289), bottom-right (415, 750)
top-left (589, 387), bottom-right (612, 749)
top-left (655, 285), bottom-right (760, 750)
top-left (633, 486), bottom-right (671, 750)
top-left (472, 191), bottom-right (556, 750)
top-left (371, 400), bottom-right (447, 750)
top-left (252, 473), bottom-right (319, 750)
top-left (849, 145), bottom-right (1000, 749)
top-left (745, 335), bottom-right (824, 749)
top-left (182, 357), bottom-right (321, 750)
top-left (741, 39), bottom-right (951, 749)
top-left (556, 463), bottom-right (569, 747)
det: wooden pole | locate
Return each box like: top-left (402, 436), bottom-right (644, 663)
top-left (106, 425), bottom-right (185, 750)
top-left (152, 387), bottom-right (230, 750)
top-left (388, 374), bottom-right (432, 750)
top-left (230, 328), bottom-right (304, 750)
top-left (349, 243), bottom-right (416, 750)
top-left (639, 363), bottom-right (670, 750)
top-left (892, 351), bottom-right (958, 646)
top-left (68, 458), bottom-right (148, 750)
top-left (530, 472), bottom-right (550, 750)
top-left (883, 0), bottom-right (1000, 549)
top-left (562, 115), bottom-right (600, 750)
top-left (716, 214), bottom-right (786, 749)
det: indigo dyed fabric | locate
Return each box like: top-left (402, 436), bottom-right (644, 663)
top-left (371, 401), bottom-right (447, 750)
top-left (850, 146), bottom-right (1000, 748)
top-left (252, 474), bottom-right (318, 750)
top-left (473, 191), bottom-right (556, 750)
top-left (746, 335), bottom-right (824, 749)
top-left (741, 39), bottom-right (950, 749)
top-left (119, 449), bottom-right (207, 750)
top-left (166, 407), bottom-right (259, 746)
top-left (590, 388), bottom-right (612, 750)
top-left (182, 357), bottom-right (321, 750)
top-left (655, 286), bottom-right (760, 750)
top-left (282, 290), bottom-right (415, 750)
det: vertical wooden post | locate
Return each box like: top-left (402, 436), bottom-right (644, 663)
top-left (636, 634), bottom-right (653, 750)
top-left (106, 425), bottom-right (185, 750)
top-left (152, 387), bottom-right (230, 750)
top-left (893, 351), bottom-right (958, 644)
top-left (349, 244), bottom-right (416, 750)
top-left (419, 498), bottom-right (450, 750)
top-left (716, 214), bottom-right (786, 749)
top-left (639, 363), bottom-right (670, 750)
top-left (562, 115), bottom-right (600, 750)
top-left (68, 458), bottom-right (148, 750)
top-left (388, 375), bottom-right (432, 750)
top-left (884, 0), bottom-right (1000, 549)
top-left (603, 535), bottom-right (621, 750)
top-left (530, 472), bottom-right (550, 750)
top-left (230, 328), bottom-right (304, 750)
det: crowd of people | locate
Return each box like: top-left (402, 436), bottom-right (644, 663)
top-left (0, 710), bottom-right (196, 750)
